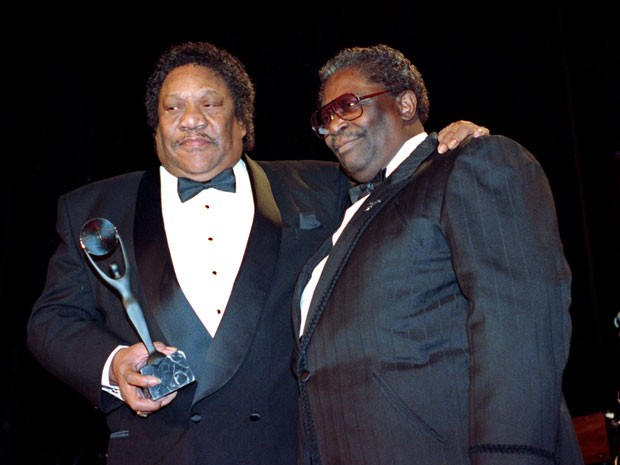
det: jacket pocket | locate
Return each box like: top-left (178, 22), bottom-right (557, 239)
top-left (373, 371), bottom-right (445, 443)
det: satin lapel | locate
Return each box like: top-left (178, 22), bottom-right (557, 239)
top-left (134, 170), bottom-right (172, 344)
top-left (132, 169), bottom-right (169, 343)
top-left (192, 156), bottom-right (283, 402)
top-left (133, 169), bottom-right (210, 360)
top-left (300, 134), bottom-right (439, 348)
top-left (292, 238), bottom-right (332, 341)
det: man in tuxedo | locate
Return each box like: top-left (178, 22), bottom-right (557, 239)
top-left (293, 44), bottom-right (584, 465)
top-left (26, 41), bottom-right (484, 465)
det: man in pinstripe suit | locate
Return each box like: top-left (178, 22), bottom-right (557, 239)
top-left (293, 44), bottom-right (584, 465)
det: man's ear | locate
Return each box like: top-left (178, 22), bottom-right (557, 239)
top-left (397, 90), bottom-right (417, 121)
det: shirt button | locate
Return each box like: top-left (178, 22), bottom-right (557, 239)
top-left (190, 413), bottom-right (202, 423)
top-left (249, 413), bottom-right (261, 422)
top-left (300, 370), bottom-right (311, 382)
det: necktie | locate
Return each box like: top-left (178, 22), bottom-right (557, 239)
top-left (348, 169), bottom-right (386, 203)
top-left (177, 168), bottom-right (236, 202)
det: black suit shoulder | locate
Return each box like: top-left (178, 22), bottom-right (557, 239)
top-left (257, 159), bottom-right (351, 224)
top-left (257, 159), bottom-right (349, 190)
top-left (57, 170), bottom-right (149, 242)
top-left (447, 133), bottom-right (539, 165)
top-left (418, 134), bottom-right (545, 191)
top-left (62, 170), bottom-right (146, 201)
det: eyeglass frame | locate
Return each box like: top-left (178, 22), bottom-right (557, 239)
top-left (310, 89), bottom-right (391, 139)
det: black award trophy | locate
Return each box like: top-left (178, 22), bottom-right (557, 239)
top-left (79, 217), bottom-right (196, 400)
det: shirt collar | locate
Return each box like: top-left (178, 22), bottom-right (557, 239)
top-left (384, 132), bottom-right (428, 178)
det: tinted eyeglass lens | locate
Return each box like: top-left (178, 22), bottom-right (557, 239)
top-left (318, 107), bottom-right (333, 126)
top-left (333, 95), bottom-right (362, 119)
top-left (311, 94), bottom-right (362, 138)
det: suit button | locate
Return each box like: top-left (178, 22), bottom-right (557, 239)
top-left (190, 413), bottom-right (202, 423)
top-left (249, 413), bottom-right (261, 421)
top-left (301, 370), bottom-right (311, 382)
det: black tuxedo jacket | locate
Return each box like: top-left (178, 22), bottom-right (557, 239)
top-left (28, 155), bottom-right (350, 465)
top-left (292, 134), bottom-right (584, 465)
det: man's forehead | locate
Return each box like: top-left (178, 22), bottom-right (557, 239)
top-left (161, 65), bottom-right (229, 98)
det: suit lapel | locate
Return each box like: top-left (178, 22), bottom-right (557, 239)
top-left (192, 156), bottom-right (282, 401)
top-left (292, 238), bottom-right (333, 338)
top-left (132, 168), bottom-right (171, 343)
top-left (299, 134), bottom-right (439, 346)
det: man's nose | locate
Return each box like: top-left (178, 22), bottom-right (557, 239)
top-left (179, 106), bottom-right (207, 131)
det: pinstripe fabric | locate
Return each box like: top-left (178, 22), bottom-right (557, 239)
top-left (293, 134), bottom-right (583, 465)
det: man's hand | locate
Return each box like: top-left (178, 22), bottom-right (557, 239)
top-left (110, 341), bottom-right (178, 417)
top-left (437, 120), bottom-right (489, 154)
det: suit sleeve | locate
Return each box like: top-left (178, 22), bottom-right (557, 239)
top-left (26, 194), bottom-right (126, 411)
top-left (443, 135), bottom-right (573, 464)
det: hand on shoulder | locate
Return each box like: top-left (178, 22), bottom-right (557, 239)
top-left (437, 120), bottom-right (490, 154)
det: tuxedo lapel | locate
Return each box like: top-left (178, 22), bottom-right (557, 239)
top-left (132, 168), bottom-right (175, 344)
top-left (299, 134), bottom-right (439, 346)
top-left (292, 238), bottom-right (333, 338)
top-left (191, 156), bottom-right (283, 402)
top-left (133, 169), bottom-right (213, 401)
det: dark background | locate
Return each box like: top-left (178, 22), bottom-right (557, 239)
top-left (2, 3), bottom-right (619, 464)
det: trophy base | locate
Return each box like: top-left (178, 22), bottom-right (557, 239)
top-left (140, 350), bottom-right (196, 400)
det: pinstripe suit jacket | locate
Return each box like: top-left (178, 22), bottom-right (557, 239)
top-left (292, 133), bottom-right (584, 465)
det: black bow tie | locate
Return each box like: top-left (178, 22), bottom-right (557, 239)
top-left (348, 169), bottom-right (386, 203)
top-left (177, 168), bottom-right (236, 202)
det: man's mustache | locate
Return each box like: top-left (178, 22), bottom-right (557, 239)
top-left (174, 132), bottom-right (215, 146)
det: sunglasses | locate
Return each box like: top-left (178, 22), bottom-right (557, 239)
top-left (310, 90), bottom-right (391, 139)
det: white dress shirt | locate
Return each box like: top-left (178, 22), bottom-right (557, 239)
top-left (299, 133), bottom-right (428, 336)
top-left (160, 160), bottom-right (254, 336)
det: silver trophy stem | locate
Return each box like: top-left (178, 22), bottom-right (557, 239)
top-left (82, 238), bottom-right (162, 363)
top-left (79, 217), bottom-right (195, 400)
